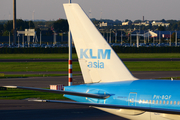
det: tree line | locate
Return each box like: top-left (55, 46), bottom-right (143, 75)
top-left (92, 18), bottom-right (180, 31)
top-left (0, 18), bottom-right (179, 37)
top-left (0, 19), bottom-right (69, 36)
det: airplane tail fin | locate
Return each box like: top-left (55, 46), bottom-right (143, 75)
top-left (63, 3), bottom-right (138, 83)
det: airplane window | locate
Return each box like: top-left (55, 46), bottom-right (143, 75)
top-left (170, 101), bottom-right (172, 105)
top-left (142, 100), bottom-right (145, 103)
top-left (149, 100), bottom-right (151, 104)
top-left (152, 100), bottom-right (155, 104)
top-left (163, 101), bottom-right (165, 104)
top-left (159, 100), bottom-right (162, 104)
top-left (156, 100), bottom-right (158, 104)
top-left (178, 101), bottom-right (180, 105)
top-left (174, 101), bottom-right (176, 105)
top-left (146, 100), bottom-right (148, 103)
top-left (167, 101), bottom-right (169, 105)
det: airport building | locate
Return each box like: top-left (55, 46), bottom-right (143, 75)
top-left (151, 21), bottom-right (170, 27)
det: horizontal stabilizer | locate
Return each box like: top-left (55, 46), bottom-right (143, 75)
top-left (31, 99), bottom-right (180, 115)
top-left (3, 86), bottom-right (110, 99)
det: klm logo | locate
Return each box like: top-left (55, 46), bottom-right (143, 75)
top-left (80, 49), bottom-right (111, 59)
top-left (80, 49), bottom-right (111, 69)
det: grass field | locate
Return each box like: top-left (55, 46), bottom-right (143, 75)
top-left (0, 61), bottom-right (180, 73)
top-left (0, 88), bottom-right (66, 100)
top-left (117, 53), bottom-right (180, 58)
top-left (0, 74), bottom-right (81, 79)
top-left (0, 62), bottom-right (80, 72)
top-left (0, 54), bottom-right (74, 59)
top-left (0, 53), bottom-right (180, 59)
top-left (1, 53), bottom-right (180, 100)
top-left (125, 61), bottom-right (180, 71)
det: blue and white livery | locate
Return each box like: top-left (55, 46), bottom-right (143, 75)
top-left (4, 3), bottom-right (180, 120)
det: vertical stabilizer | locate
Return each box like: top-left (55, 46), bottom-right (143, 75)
top-left (63, 3), bottom-right (138, 83)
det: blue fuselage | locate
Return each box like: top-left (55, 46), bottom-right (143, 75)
top-left (64, 80), bottom-right (180, 110)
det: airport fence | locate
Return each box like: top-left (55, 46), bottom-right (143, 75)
top-left (0, 48), bottom-right (75, 54)
top-left (0, 47), bottom-right (180, 54)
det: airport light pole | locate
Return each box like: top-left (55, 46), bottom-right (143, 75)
top-left (169, 32), bottom-right (171, 46)
top-left (107, 30), bottom-right (108, 42)
top-left (109, 29), bottom-right (111, 43)
top-left (40, 31), bottom-right (41, 46)
top-left (121, 30), bottom-right (123, 45)
top-left (148, 30), bottom-right (149, 43)
top-left (115, 30), bottom-right (117, 43)
top-left (175, 30), bottom-right (177, 47)
top-left (68, 0), bottom-right (72, 86)
top-left (153, 36), bottom-right (155, 45)
top-left (22, 34), bottom-right (24, 48)
top-left (159, 31), bottom-right (161, 45)
top-left (136, 32), bottom-right (139, 48)
top-left (13, 0), bottom-right (17, 45)
top-left (18, 34), bottom-right (19, 48)
top-left (130, 32), bottom-right (132, 46)
top-left (144, 31), bottom-right (145, 44)
top-left (9, 31), bottom-right (11, 47)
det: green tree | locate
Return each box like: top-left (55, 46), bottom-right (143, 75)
top-left (16, 19), bottom-right (25, 30)
top-left (43, 28), bottom-right (53, 36)
top-left (171, 32), bottom-right (175, 42)
top-left (3, 19), bottom-right (35, 32)
top-left (27, 21), bottom-right (35, 29)
top-left (33, 21), bottom-right (45, 28)
top-left (45, 21), bottom-right (54, 28)
top-left (166, 20), bottom-right (177, 25)
top-left (3, 20), bottom-right (13, 31)
top-left (35, 28), bottom-right (41, 36)
top-left (0, 24), bottom-right (4, 36)
top-left (0, 24), bottom-right (4, 31)
top-left (158, 26), bottom-right (166, 31)
top-left (167, 20), bottom-right (180, 31)
top-left (2, 30), bottom-right (10, 36)
top-left (134, 20), bottom-right (142, 23)
top-left (172, 24), bottom-right (178, 30)
top-left (92, 19), bottom-right (100, 27)
top-left (125, 19), bottom-right (129, 22)
top-left (160, 19), bottom-right (166, 23)
top-left (177, 21), bottom-right (180, 30)
top-left (53, 19), bottom-right (69, 33)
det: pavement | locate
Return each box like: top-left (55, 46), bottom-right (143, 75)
top-left (0, 71), bottom-right (180, 120)
top-left (0, 75), bottom-right (129, 120)
top-left (0, 100), bottom-right (127, 120)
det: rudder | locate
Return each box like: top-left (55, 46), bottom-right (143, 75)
top-left (63, 3), bottom-right (138, 83)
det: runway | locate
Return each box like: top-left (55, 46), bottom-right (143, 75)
top-left (0, 71), bottom-right (180, 120)
top-left (0, 100), bottom-right (127, 120)
top-left (1, 71), bottom-right (180, 88)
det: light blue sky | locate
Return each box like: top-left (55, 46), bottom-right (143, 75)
top-left (1, 0), bottom-right (180, 21)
